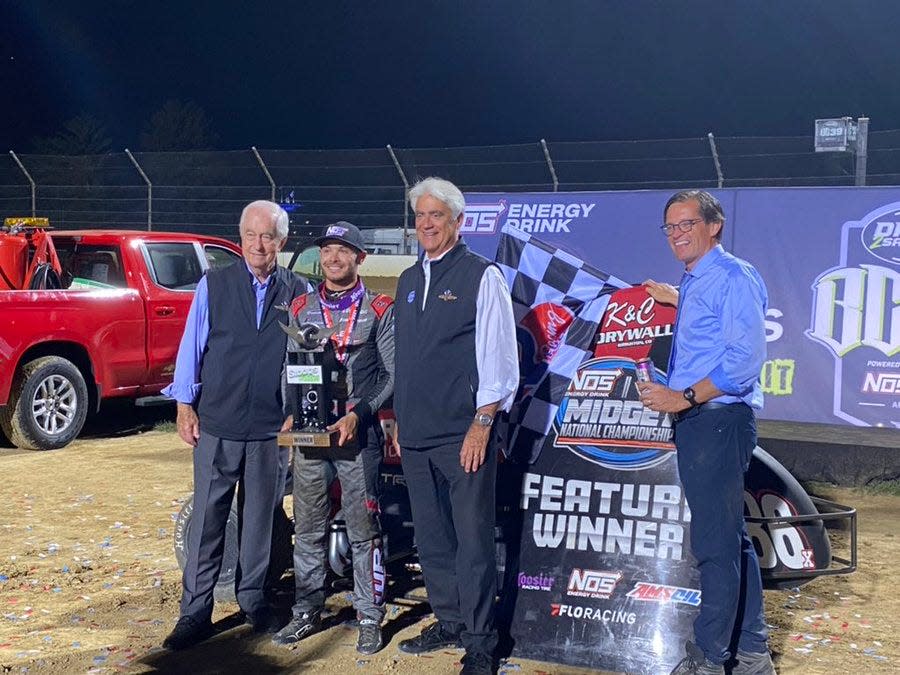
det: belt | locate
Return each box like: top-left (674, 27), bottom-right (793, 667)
top-left (673, 401), bottom-right (746, 423)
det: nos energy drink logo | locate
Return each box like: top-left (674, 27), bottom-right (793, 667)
top-left (461, 199), bottom-right (597, 234)
top-left (462, 201), bottom-right (507, 234)
top-left (861, 204), bottom-right (900, 264)
top-left (553, 357), bottom-right (675, 470)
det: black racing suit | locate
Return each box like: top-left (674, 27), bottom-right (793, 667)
top-left (283, 282), bottom-right (394, 621)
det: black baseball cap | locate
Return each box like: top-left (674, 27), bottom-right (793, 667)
top-left (314, 221), bottom-right (365, 253)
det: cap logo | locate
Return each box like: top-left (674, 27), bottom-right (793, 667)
top-left (326, 225), bottom-right (348, 237)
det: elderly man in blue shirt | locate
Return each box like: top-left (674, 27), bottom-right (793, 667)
top-left (160, 200), bottom-right (307, 651)
top-left (640, 190), bottom-right (774, 675)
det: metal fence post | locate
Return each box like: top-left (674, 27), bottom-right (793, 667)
top-left (9, 151), bottom-right (36, 216)
top-left (855, 117), bottom-right (869, 186)
top-left (540, 139), bottom-right (559, 192)
top-left (707, 133), bottom-right (724, 188)
top-left (386, 144), bottom-right (411, 253)
top-left (251, 146), bottom-right (276, 201)
top-left (124, 149), bottom-right (152, 231)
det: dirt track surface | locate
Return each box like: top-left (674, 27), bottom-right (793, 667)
top-left (0, 413), bottom-right (897, 674)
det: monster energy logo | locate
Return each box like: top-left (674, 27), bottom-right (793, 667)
top-left (760, 359), bottom-right (795, 396)
top-left (807, 264), bottom-right (900, 357)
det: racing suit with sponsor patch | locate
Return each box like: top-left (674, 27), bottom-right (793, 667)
top-left (284, 281), bottom-right (394, 621)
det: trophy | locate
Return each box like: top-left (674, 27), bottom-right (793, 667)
top-left (278, 321), bottom-right (359, 459)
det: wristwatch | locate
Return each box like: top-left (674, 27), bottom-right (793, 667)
top-left (683, 387), bottom-right (697, 406)
top-left (474, 412), bottom-right (494, 427)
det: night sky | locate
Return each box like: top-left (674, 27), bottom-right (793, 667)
top-left (3, 0), bottom-right (900, 152)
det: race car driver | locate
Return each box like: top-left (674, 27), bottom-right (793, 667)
top-left (273, 221), bottom-right (395, 655)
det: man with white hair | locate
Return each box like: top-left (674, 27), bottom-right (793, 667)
top-left (161, 200), bottom-right (307, 650)
top-left (393, 178), bottom-right (519, 674)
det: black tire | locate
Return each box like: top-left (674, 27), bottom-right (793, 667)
top-left (748, 446), bottom-right (831, 590)
top-left (0, 356), bottom-right (89, 450)
top-left (172, 494), bottom-right (294, 604)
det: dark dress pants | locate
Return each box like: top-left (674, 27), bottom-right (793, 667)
top-left (401, 439), bottom-right (498, 655)
top-left (180, 431), bottom-right (288, 620)
top-left (675, 404), bottom-right (768, 665)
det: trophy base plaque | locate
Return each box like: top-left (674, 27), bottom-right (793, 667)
top-left (278, 430), bottom-right (334, 448)
top-left (278, 430), bottom-right (359, 460)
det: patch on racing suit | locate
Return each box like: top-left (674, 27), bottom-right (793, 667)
top-left (290, 293), bottom-right (308, 317)
top-left (370, 293), bottom-right (393, 319)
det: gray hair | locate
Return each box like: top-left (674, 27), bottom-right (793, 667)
top-left (408, 177), bottom-right (465, 219)
top-left (240, 200), bottom-right (289, 241)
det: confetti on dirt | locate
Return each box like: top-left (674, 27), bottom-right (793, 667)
top-left (1, 428), bottom-right (898, 674)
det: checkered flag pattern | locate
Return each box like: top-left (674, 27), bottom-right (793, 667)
top-left (494, 224), bottom-right (628, 463)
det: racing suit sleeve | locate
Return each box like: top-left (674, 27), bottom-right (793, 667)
top-left (351, 303), bottom-right (395, 426)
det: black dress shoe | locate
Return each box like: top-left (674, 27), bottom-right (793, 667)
top-left (460, 651), bottom-right (494, 674)
top-left (398, 622), bottom-right (463, 654)
top-left (162, 615), bottom-right (214, 650)
top-left (245, 609), bottom-right (281, 634)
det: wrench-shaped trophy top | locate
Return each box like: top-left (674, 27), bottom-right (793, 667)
top-left (279, 322), bottom-right (337, 352)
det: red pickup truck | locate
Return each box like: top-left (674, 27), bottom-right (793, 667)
top-left (0, 230), bottom-right (242, 450)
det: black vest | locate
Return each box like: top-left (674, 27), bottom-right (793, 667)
top-left (394, 241), bottom-right (490, 448)
top-left (197, 262), bottom-right (303, 440)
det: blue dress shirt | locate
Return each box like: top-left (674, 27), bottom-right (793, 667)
top-left (667, 245), bottom-right (768, 409)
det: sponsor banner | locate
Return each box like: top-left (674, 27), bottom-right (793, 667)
top-left (498, 243), bottom-right (835, 672)
top-left (507, 283), bottom-right (698, 673)
top-left (732, 189), bottom-right (900, 427)
top-left (466, 187), bottom-right (900, 428)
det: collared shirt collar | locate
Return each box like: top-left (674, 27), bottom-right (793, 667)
top-left (421, 241), bottom-right (456, 270)
top-left (685, 244), bottom-right (724, 278)
top-left (243, 260), bottom-right (275, 289)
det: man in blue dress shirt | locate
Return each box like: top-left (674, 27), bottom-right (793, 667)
top-left (160, 200), bottom-right (306, 650)
top-left (640, 190), bottom-right (775, 675)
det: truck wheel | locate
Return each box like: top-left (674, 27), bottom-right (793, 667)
top-left (0, 356), bottom-right (89, 451)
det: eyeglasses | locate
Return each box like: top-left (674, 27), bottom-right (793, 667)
top-left (660, 218), bottom-right (703, 236)
top-left (241, 231), bottom-right (277, 244)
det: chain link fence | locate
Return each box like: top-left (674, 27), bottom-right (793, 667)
top-left (3, 131), bottom-right (899, 244)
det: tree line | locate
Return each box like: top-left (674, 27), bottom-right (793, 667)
top-left (29, 100), bottom-right (218, 155)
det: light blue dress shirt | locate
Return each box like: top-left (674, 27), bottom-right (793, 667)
top-left (667, 245), bottom-right (768, 409)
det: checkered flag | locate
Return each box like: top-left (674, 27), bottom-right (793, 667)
top-left (494, 225), bottom-right (628, 463)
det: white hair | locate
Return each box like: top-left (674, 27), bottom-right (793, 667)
top-left (240, 200), bottom-right (289, 241)
top-left (408, 177), bottom-right (465, 219)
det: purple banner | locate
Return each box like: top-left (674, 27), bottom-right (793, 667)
top-left (463, 188), bottom-right (900, 428)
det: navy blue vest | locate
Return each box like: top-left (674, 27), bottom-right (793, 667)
top-left (394, 241), bottom-right (490, 448)
top-left (197, 263), bottom-right (303, 440)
